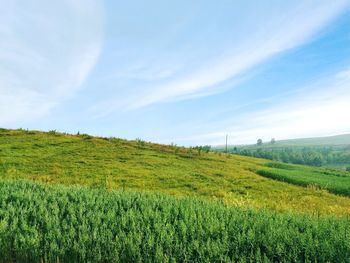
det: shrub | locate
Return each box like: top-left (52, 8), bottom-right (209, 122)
top-left (136, 138), bottom-right (145, 148)
top-left (48, 129), bottom-right (57, 135)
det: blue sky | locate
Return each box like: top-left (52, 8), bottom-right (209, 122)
top-left (1, 0), bottom-right (350, 145)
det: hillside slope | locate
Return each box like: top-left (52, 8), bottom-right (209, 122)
top-left (0, 128), bottom-right (349, 215)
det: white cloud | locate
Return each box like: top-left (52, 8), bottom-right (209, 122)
top-left (0, 0), bottom-right (104, 124)
top-left (180, 69), bottom-right (350, 145)
top-left (92, 0), bottom-right (349, 115)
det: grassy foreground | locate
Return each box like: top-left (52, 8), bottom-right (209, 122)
top-left (0, 180), bottom-right (349, 263)
top-left (0, 128), bottom-right (350, 216)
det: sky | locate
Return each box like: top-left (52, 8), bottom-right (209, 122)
top-left (1, 0), bottom-right (350, 145)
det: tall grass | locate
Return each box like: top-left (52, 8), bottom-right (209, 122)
top-left (0, 180), bottom-right (349, 262)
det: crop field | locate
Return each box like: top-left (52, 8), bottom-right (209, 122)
top-left (257, 162), bottom-right (350, 196)
top-left (0, 129), bottom-right (350, 262)
top-left (0, 180), bottom-right (349, 263)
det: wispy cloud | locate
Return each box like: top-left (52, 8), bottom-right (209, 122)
top-left (0, 0), bottom-right (104, 124)
top-left (179, 68), bottom-right (350, 145)
top-left (91, 0), bottom-right (349, 116)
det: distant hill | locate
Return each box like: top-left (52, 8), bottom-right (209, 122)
top-left (273, 134), bottom-right (350, 146)
top-left (218, 134), bottom-right (350, 169)
top-left (213, 134), bottom-right (350, 149)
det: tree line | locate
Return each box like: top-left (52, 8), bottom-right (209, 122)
top-left (230, 145), bottom-right (350, 168)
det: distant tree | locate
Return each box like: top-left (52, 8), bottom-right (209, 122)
top-left (202, 145), bottom-right (211, 153)
top-left (195, 146), bottom-right (202, 156)
top-left (230, 144), bottom-right (349, 168)
top-left (257, 139), bottom-right (263, 146)
top-left (271, 138), bottom-right (276, 144)
top-left (187, 147), bottom-right (194, 158)
top-left (49, 129), bottom-right (57, 135)
top-left (136, 138), bottom-right (145, 148)
top-left (346, 166), bottom-right (350, 172)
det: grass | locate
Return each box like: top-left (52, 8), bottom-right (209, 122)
top-left (0, 128), bottom-right (349, 216)
top-left (257, 162), bottom-right (350, 196)
top-left (0, 180), bottom-right (349, 263)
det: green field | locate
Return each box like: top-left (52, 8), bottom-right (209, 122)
top-left (0, 180), bottom-right (349, 263)
top-left (257, 162), bottom-right (350, 196)
top-left (0, 128), bottom-right (350, 261)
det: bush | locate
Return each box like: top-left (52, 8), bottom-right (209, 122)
top-left (136, 138), bottom-right (145, 148)
top-left (48, 129), bottom-right (57, 135)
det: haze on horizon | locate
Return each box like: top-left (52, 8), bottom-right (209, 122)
top-left (1, 0), bottom-right (350, 145)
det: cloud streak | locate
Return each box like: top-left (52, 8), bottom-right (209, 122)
top-left (178, 68), bottom-right (350, 145)
top-left (92, 0), bottom-right (349, 116)
top-left (0, 0), bottom-right (104, 124)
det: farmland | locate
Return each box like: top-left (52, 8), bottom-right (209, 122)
top-left (0, 128), bottom-right (350, 262)
top-left (0, 180), bottom-right (349, 262)
top-left (257, 162), bottom-right (350, 196)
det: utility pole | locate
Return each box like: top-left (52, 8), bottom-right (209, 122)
top-left (225, 134), bottom-right (228, 153)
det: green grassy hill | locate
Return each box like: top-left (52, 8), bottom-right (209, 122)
top-left (0, 128), bottom-right (349, 216)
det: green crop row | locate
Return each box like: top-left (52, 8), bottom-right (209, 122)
top-left (0, 180), bottom-right (349, 262)
top-left (257, 163), bottom-right (350, 196)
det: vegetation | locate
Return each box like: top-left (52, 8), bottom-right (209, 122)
top-left (1, 128), bottom-right (350, 216)
top-left (214, 134), bottom-right (350, 168)
top-left (257, 139), bottom-right (263, 146)
top-left (257, 162), bottom-right (350, 196)
top-left (0, 180), bottom-right (349, 263)
top-left (225, 144), bottom-right (350, 168)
